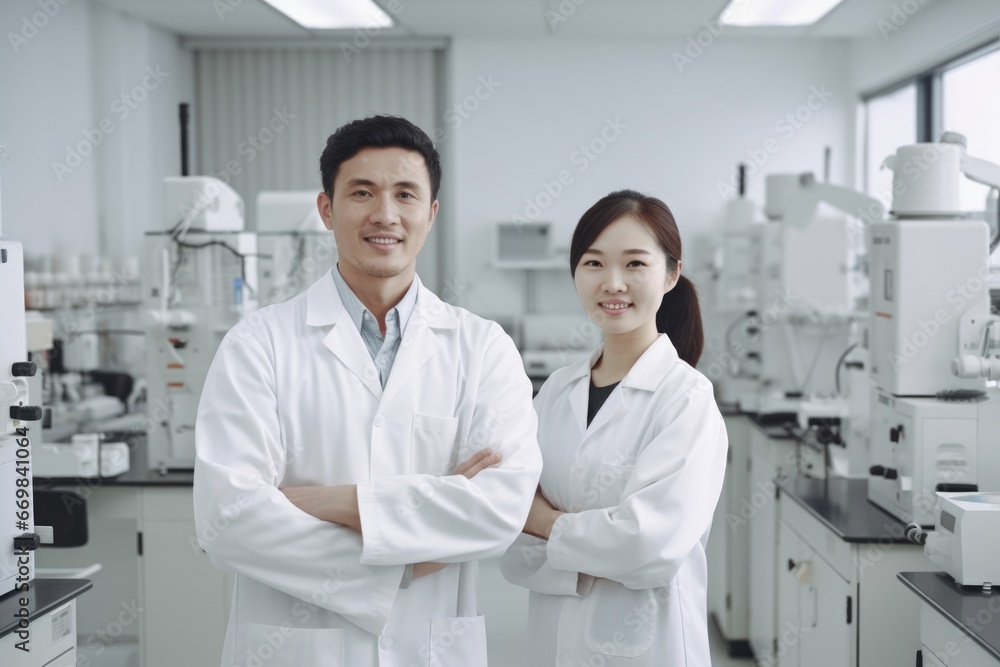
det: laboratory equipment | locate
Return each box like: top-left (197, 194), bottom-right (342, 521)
top-left (33, 434), bottom-right (129, 479)
top-left (867, 134), bottom-right (1000, 527)
top-left (1, 238), bottom-right (43, 598)
top-left (913, 492), bottom-right (1000, 589)
top-left (750, 173), bottom-right (859, 414)
top-left (256, 191), bottom-right (337, 307)
top-left (144, 177), bottom-right (258, 470)
top-left (494, 221), bottom-right (564, 268)
top-left (164, 176), bottom-right (244, 232)
top-left (708, 166), bottom-right (764, 406)
top-left (736, 170), bottom-right (884, 663)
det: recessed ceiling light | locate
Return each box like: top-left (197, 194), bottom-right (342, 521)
top-left (261, 0), bottom-right (393, 30)
top-left (719, 0), bottom-right (846, 26)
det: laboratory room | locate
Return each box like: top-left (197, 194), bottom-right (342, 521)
top-left (4, 0), bottom-right (1000, 665)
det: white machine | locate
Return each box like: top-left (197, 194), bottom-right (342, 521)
top-left (867, 134), bottom-right (1000, 527)
top-left (164, 176), bottom-right (244, 233)
top-left (909, 492), bottom-right (1000, 589)
top-left (144, 177), bottom-right (258, 470)
top-left (709, 169), bottom-right (764, 406)
top-left (256, 190), bottom-right (337, 307)
top-left (755, 175), bottom-right (858, 409)
top-left (1, 237), bottom-right (43, 597)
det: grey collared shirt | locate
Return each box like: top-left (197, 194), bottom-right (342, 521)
top-left (331, 264), bottom-right (418, 389)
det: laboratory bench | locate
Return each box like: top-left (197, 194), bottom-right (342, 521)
top-left (776, 476), bottom-right (911, 543)
top-left (710, 410), bottom-right (803, 658)
top-left (32, 437), bottom-right (230, 667)
top-left (898, 572), bottom-right (1000, 666)
top-left (33, 430), bottom-right (194, 487)
top-left (765, 476), bottom-right (939, 667)
top-left (0, 578), bottom-right (92, 666)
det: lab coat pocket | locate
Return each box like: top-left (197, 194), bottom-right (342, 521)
top-left (411, 413), bottom-right (460, 476)
top-left (245, 622), bottom-right (344, 665)
top-left (583, 579), bottom-right (655, 657)
top-left (596, 461), bottom-right (635, 507)
top-left (426, 615), bottom-right (488, 667)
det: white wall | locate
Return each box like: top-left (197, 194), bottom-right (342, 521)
top-left (91, 2), bottom-right (195, 263)
top-left (445, 37), bottom-right (853, 321)
top-left (0, 0), bottom-right (194, 268)
top-left (0, 0), bottom-right (99, 256)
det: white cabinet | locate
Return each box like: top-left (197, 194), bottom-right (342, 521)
top-left (0, 598), bottom-right (80, 667)
top-left (773, 481), bottom-right (938, 666)
top-left (899, 572), bottom-right (1000, 667)
top-left (775, 522), bottom-right (851, 667)
top-left (708, 413), bottom-right (752, 652)
top-left (747, 425), bottom-right (798, 659)
top-left (35, 485), bottom-right (231, 667)
top-left (140, 489), bottom-right (231, 667)
top-left (919, 605), bottom-right (1000, 667)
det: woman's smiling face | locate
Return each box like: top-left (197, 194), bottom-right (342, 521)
top-left (574, 215), bottom-right (678, 335)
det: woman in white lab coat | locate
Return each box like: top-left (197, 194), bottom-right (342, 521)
top-left (501, 189), bottom-right (728, 667)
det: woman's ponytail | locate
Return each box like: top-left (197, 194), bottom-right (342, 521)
top-left (656, 275), bottom-right (704, 367)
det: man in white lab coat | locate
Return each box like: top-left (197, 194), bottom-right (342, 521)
top-left (193, 115), bottom-right (542, 667)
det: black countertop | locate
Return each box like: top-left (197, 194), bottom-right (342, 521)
top-left (898, 571), bottom-right (1000, 660)
top-left (776, 477), bottom-right (913, 543)
top-left (0, 578), bottom-right (93, 639)
top-left (747, 412), bottom-right (801, 440)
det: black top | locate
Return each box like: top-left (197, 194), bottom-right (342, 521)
top-left (0, 578), bottom-right (93, 639)
top-left (898, 571), bottom-right (1000, 660)
top-left (776, 477), bottom-right (914, 544)
top-left (588, 381), bottom-right (621, 426)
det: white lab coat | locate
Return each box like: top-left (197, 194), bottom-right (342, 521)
top-left (501, 334), bottom-right (727, 667)
top-left (194, 272), bottom-right (542, 667)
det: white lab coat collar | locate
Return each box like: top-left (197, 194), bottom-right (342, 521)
top-left (305, 271), bottom-right (459, 401)
top-left (566, 333), bottom-right (680, 392)
top-left (564, 334), bottom-right (679, 435)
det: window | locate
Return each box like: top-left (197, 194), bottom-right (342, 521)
top-left (941, 48), bottom-right (1000, 211)
top-left (864, 84), bottom-right (917, 204)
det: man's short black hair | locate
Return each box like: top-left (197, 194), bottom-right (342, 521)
top-left (319, 115), bottom-right (442, 201)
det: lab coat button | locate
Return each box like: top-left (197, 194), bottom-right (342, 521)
top-left (558, 652), bottom-right (569, 663)
top-left (374, 415), bottom-right (386, 427)
top-left (379, 636), bottom-right (393, 650)
top-left (574, 462), bottom-right (584, 473)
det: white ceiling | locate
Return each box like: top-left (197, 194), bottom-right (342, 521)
top-left (94, 0), bottom-right (932, 40)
